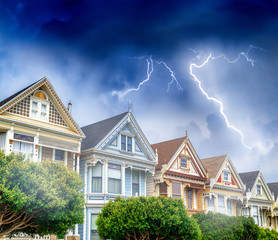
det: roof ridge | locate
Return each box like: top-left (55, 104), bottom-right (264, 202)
top-left (82, 112), bottom-right (128, 129)
top-left (201, 154), bottom-right (227, 160)
top-left (151, 136), bottom-right (186, 146)
top-left (239, 170), bottom-right (260, 175)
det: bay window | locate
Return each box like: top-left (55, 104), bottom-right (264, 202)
top-left (242, 207), bottom-right (250, 217)
top-left (227, 199), bottom-right (232, 216)
top-left (253, 206), bottom-right (259, 225)
top-left (13, 141), bottom-right (33, 161)
top-left (187, 189), bottom-right (192, 209)
top-left (55, 149), bottom-right (64, 162)
top-left (207, 197), bottom-right (215, 212)
top-left (108, 163), bottom-right (121, 194)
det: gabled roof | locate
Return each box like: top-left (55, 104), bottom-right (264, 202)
top-left (81, 112), bottom-right (128, 150)
top-left (151, 137), bottom-right (186, 170)
top-left (201, 155), bottom-right (227, 179)
top-left (268, 182), bottom-right (278, 199)
top-left (0, 80), bottom-right (40, 107)
top-left (239, 171), bottom-right (260, 193)
top-left (0, 77), bottom-right (85, 138)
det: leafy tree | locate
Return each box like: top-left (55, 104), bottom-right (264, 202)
top-left (258, 227), bottom-right (278, 240)
top-left (0, 152), bottom-right (84, 237)
top-left (192, 212), bottom-right (259, 240)
top-left (96, 196), bottom-right (201, 240)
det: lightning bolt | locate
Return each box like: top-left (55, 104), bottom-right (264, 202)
top-left (112, 56), bottom-right (182, 97)
top-left (189, 45), bottom-right (265, 150)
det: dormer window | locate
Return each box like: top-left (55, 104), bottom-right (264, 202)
top-left (30, 91), bottom-right (49, 122)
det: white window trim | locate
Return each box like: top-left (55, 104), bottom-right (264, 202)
top-left (131, 170), bottom-right (140, 197)
top-left (120, 134), bottom-right (133, 152)
top-left (30, 96), bottom-right (50, 122)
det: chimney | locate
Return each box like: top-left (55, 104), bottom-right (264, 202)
top-left (68, 101), bottom-right (72, 113)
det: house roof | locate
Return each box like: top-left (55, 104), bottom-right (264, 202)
top-left (0, 80), bottom-right (40, 108)
top-left (268, 182), bottom-right (278, 199)
top-left (201, 155), bottom-right (227, 179)
top-left (239, 171), bottom-right (260, 194)
top-left (81, 112), bottom-right (128, 150)
top-left (0, 77), bottom-right (85, 138)
top-left (151, 137), bottom-right (186, 170)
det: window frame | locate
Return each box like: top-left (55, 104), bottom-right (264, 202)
top-left (172, 181), bottom-right (181, 199)
top-left (180, 157), bottom-right (188, 169)
top-left (30, 95), bottom-right (49, 122)
top-left (132, 170), bottom-right (140, 196)
top-left (121, 135), bottom-right (133, 152)
top-left (108, 163), bottom-right (121, 194)
top-left (256, 185), bottom-right (262, 195)
top-left (223, 172), bottom-right (230, 182)
top-left (218, 195), bottom-right (225, 214)
top-left (92, 163), bottom-right (103, 193)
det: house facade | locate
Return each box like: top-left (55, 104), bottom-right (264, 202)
top-left (239, 171), bottom-right (274, 228)
top-left (147, 135), bottom-right (207, 215)
top-left (267, 182), bottom-right (278, 230)
top-left (79, 111), bottom-right (156, 240)
top-left (200, 155), bottom-right (245, 216)
top-left (0, 77), bottom-right (85, 239)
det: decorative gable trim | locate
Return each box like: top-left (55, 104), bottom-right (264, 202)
top-left (0, 77), bottom-right (85, 138)
top-left (214, 156), bottom-right (245, 191)
top-left (95, 112), bottom-right (156, 162)
top-left (250, 171), bottom-right (273, 201)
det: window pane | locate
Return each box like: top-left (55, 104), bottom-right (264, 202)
top-left (41, 104), bottom-right (47, 113)
top-left (218, 195), bottom-right (225, 214)
top-left (132, 170), bottom-right (139, 184)
top-left (92, 177), bottom-right (102, 193)
top-left (91, 214), bottom-right (98, 230)
top-left (207, 197), bottom-right (215, 212)
top-left (108, 164), bottom-right (121, 179)
top-left (108, 178), bottom-right (121, 194)
top-left (121, 135), bottom-right (126, 150)
top-left (55, 149), bottom-right (64, 161)
top-left (132, 183), bottom-right (139, 196)
top-left (31, 101), bottom-right (38, 118)
top-left (92, 163), bottom-right (102, 177)
top-left (227, 200), bottom-right (232, 216)
top-left (187, 190), bottom-right (192, 209)
top-left (127, 136), bottom-right (132, 152)
top-left (172, 182), bottom-right (181, 196)
top-left (224, 172), bottom-right (229, 181)
top-left (181, 158), bottom-right (187, 168)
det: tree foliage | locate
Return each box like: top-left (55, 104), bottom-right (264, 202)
top-left (258, 227), bottom-right (278, 240)
top-left (96, 196), bottom-right (201, 240)
top-left (192, 211), bottom-right (260, 240)
top-left (0, 152), bottom-right (84, 237)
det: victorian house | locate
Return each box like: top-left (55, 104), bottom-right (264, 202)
top-left (200, 155), bottom-right (245, 216)
top-left (0, 77), bottom-right (85, 239)
top-left (239, 171), bottom-right (274, 228)
top-left (147, 135), bottom-right (207, 215)
top-left (267, 182), bottom-right (278, 231)
top-left (79, 111), bottom-right (156, 240)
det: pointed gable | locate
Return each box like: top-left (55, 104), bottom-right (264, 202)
top-left (239, 171), bottom-right (260, 193)
top-left (151, 137), bottom-right (186, 170)
top-left (201, 155), bottom-right (244, 191)
top-left (268, 182), bottom-right (278, 200)
top-left (0, 77), bottom-right (85, 138)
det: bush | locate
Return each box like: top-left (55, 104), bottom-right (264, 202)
top-left (258, 227), bottom-right (278, 240)
top-left (192, 212), bottom-right (259, 240)
top-left (96, 196), bottom-right (201, 240)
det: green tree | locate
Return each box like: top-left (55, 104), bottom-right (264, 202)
top-left (192, 212), bottom-right (259, 240)
top-left (0, 151), bottom-right (84, 237)
top-left (258, 227), bottom-right (278, 240)
top-left (96, 196), bottom-right (201, 240)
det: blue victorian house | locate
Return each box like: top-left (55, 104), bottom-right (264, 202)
top-left (78, 111), bottom-right (156, 240)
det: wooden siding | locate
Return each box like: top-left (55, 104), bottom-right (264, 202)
top-left (41, 146), bottom-right (52, 161)
top-left (67, 152), bottom-right (74, 170)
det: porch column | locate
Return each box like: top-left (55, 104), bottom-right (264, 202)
top-left (104, 160), bottom-right (108, 194)
top-left (76, 153), bottom-right (80, 173)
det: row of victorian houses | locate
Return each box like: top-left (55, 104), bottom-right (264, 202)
top-left (0, 78), bottom-right (277, 240)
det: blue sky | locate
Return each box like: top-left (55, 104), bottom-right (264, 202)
top-left (0, 0), bottom-right (277, 182)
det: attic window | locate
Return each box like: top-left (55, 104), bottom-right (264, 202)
top-left (257, 185), bottom-right (262, 195)
top-left (223, 172), bottom-right (230, 182)
top-left (180, 157), bottom-right (188, 169)
top-left (121, 135), bottom-right (132, 152)
top-left (30, 91), bottom-right (49, 122)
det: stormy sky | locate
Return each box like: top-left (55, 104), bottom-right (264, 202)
top-left (0, 0), bottom-right (277, 182)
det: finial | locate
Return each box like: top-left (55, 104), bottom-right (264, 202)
top-left (186, 130), bottom-right (188, 137)
top-left (128, 99), bottom-right (132, 112)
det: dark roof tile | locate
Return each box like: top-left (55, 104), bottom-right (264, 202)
top-left (81, 112), bottom-right (128, 150)
top-left (239, 171), bottom-right (260, 194)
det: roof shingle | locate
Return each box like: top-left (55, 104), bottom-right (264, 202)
top-left (238, 171), bottom-right (260, 194)
top-left (81, 112), bottom-right (128, 150)
top-left (201, 155), bottom-right (227, 179)
top-left (151, 137), bottom-right (186, 170)
top-left (268, 182), bottom-right (278, 199)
